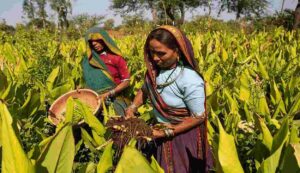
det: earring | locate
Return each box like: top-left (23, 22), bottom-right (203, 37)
top-left (177, 56), bottom-right (180, 62)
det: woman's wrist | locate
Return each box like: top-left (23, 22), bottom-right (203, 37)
top-left (127, 103), bottom-right (138, 112)
top-left (163, 128), bottom-right (175, 138)
top-left (109, 89), bottom-right (116, 97)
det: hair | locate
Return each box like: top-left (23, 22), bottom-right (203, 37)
top-left (146, 29), bottom-right (190, 66)
top-left (146, 29), bottom-right (179, 51)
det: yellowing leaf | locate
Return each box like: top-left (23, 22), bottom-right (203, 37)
top-left (97, 141), bottom-right (113, 173)
top-left (239, 70), bottom-right (250, 101)
top-left (115, 145), bottom-right (156, 173)
top-left (46, 66), bottom-right (60, 91)
top-left (0, 102), bottom-right (35, 173)
top-left (255, 56), bottom-right (269, 80)
top-left (37, 124), bottom-right (75, 173)
top-left (217, 117), bottom-right (244, 173)
top-left (222, 48), bottom-right (228, 61)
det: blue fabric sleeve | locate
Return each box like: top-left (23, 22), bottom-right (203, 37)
top-left (181, 69), bottom-right (205, 116)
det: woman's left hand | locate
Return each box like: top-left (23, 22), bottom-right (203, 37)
top-left (152, 129), bottom-right (165, 139)
top-left (98, 92), bottom-right (110, 101)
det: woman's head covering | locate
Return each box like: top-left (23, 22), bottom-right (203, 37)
top-left (85, 27), bottom-right (122, 58)
top-left (144, 25), bottom-right (200, 86)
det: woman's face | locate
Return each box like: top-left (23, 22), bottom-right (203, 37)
top-left (149, 39), bottom-right (178, 69)
top-left (90, 39), bottom-right (104, 53)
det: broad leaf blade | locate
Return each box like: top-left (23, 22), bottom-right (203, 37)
top-left (37, 124), bottom-right (75, 173)
top-left (115, 146), bottom-right (155, 173)
top-left (97, 141), bottom-right (113, 173)
top-left (0, 102), bottom-right (35, 173)
top-left (217, 117), bottom-right (244, 173)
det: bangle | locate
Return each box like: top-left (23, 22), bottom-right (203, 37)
top-left (164, 128), bottom-right (174, 138)
top-left (109, 89), bottom-right (115, 97)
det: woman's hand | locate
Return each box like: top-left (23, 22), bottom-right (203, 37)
top-left (98, 92), bottom-right (110, 101)
top-left (125, 107), bottom-right (136, 119)
top-left (152, 129), bottom-right (165, 139)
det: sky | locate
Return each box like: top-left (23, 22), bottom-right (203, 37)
top-left (0, 0), bottom-right (298, 26)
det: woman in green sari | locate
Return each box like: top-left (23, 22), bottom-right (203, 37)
top-left (81, 27), bottom-right (131, 116)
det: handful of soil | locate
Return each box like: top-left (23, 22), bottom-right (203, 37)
top-left (106, 117), bottom-right (153, 152)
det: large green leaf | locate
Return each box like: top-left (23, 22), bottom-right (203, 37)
top-left (257, 119), bottom-right (289, 173)
top-left (0, 82), bottom-right (12, 100)
top-left (80, 127), bottom-right (97, 152)
top-left (36, 124), bottom-right (75, 173)
top-left (0, 70), bottom-right (8, 95)
top-left (0, 110), bottom-right (2, 148)
top-left (287, 93), bottom-right (300, 117)
top-left (46, 66), bottom-right (60, 91)
top-left (290, 122), bottom-right (300, 144)
top-left (204, 64), bottom-right (217, 83)
top-left (49, 83), bottom-right (73, 100)
top-left (224, 89), bottom-right (239, 114)
top-left (0, 102), bottom-right (35, 173)
top-left (270, 81), bottom-right (286, 117)
top-left (217, 117), bottom-right (244, 173)
top-left (239, 70), bottom-right (250, 102)
top-left (271, 119), bottom-right (289, 152)
top-left (257, 96), bottom-right (270, 117)
top-left (115, 145), bottom-right (156, 173)
top-left (14, 55), bottom-right (27, 75)
top-left (279, 144), bottom-right (300, 173)
top-left (96, 141), bottom-right (113, 173)
top-left (255, 117), bottom-right (273, 151)
top-left (221, 47), bottom-right (228, 62)
top-left (77, 101), bottom-right (106, 136)
top-left (255, 56), bottom-right (269, 80)
top-left (19, 89), bottom-right (41, 118)
top-left (150, 156), bottom-right (164, 173)
top-left (92, 130), bottom-right (106, 146)
top-left (64, 97), bottom-right (75, 123)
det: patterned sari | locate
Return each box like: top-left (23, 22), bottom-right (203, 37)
top-left (143, 25), bottom-right (210, 173)
top-left (82, 27), bottom-right (129, 116)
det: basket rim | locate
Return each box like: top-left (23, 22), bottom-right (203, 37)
top-left (48, 88), bottom-right (100, 125)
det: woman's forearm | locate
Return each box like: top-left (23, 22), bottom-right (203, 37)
top-left (112, 80), bottom-right (130, 95)
top-left (132, 89), bottom-right (147, 107)
top-left (171, 115), bottom-right (206, 135)
top-left (152, 115), bottom-right (206, 139)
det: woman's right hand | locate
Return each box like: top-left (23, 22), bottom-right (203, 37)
top-left (125, 107), bottom-right (136, 119)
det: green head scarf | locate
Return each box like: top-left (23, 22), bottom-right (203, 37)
top-left (82, 27), bottom-right (121, 93)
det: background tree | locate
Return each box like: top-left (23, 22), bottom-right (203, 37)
top-left (111, 0), bottom-right (208, 25)
top-left (293, 0), bottom-right (300, 29)
top-left (158, 0), bottom-right (209, 25)
top-left (111, 0), bottom-right (155, 22)
top-left (0, 19), bottom-right (15, 34)
top-left (23, 0), bottom-right (36, 21)
top-left (218, 0), bottom-right (269, 19)
top-left (48, 0), bottom-right (72, 29)
top-left (35, 0), bottom-right (48, 28)
top-left (68, 14), bottom-right (106, 37)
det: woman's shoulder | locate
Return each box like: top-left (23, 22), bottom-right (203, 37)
top-left (107, 53), bottom-right (125, 61)
top-left (180, 67), bottom-right (204, 84)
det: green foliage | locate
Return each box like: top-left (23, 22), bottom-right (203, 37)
top-left (1, 25), bottom-right (300, 172)
top-left (0, 101), bottom-right (35, 173)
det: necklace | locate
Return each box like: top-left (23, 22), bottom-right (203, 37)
top-left (157, 65), bottom-right (184, 90)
